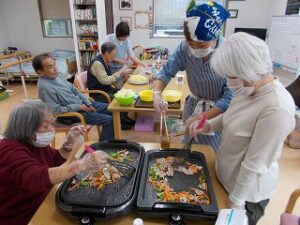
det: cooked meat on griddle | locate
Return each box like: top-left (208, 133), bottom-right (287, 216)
top-left (68, 163), bottom-right (124, 191)
top-left (148, 156), bottom-right (210, 205)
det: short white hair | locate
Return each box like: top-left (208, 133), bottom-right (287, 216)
top-left (210, 32), bottom-right (273, 82)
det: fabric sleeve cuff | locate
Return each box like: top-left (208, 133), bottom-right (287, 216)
top-left (209, 115), bottom-right (223, 132)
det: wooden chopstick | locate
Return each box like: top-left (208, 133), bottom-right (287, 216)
top-left (163, 114), bottom-right (169, 139)
top-left (170, 130), bottom-right (187, 137)
top-left (160, 113), bottom-right (162, 136)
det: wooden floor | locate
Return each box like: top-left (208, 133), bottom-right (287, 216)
top-left (0, 81), bottom-right (300, 225)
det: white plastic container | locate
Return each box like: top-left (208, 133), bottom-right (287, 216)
top-left (215, 209), bottom-right (248, 225)
top-left (133, 218), bottom-right (144, 225)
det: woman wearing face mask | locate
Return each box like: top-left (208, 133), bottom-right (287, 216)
top-left (154, 1), bottom-right (233, 151)
top-left (0, 101), bottom-right (109, 225)
top-left (189, 32), bottom-right (296, 225)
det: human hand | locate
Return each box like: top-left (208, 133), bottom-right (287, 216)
top-left (79, 104), bottom-right (90, 112)
top-left (185, 114), bottom-right (201, 129)
top-left (75, 150), bottom-right (109, 175)
top-left (188, 116), bottom-right (210, 139)
top-left (88, 105), bottom-right (96, 112)
top-left (120, 68), bottom-right (132, 77)
top-left (153, 91), bottom-right (168, 114)
top-left (62, 125), bottom-right (89, 150)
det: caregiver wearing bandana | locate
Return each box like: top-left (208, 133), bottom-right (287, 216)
top-left (154, 0), bottom-right (233, 151)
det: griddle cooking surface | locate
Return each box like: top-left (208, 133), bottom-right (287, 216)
top-left (60, 142), bottom-right (141, 207)
top-left (137, 149), bottom-right (218, 218)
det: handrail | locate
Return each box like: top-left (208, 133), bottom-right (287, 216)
top-left (0, 52), bottom-right (30, 60)
top-left (0, 57), bottom-right (34, 70)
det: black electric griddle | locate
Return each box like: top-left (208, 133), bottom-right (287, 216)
top-left (56, 140), bottom-right (144, 221)
top-left (137, 149), bottom-right (218, 221)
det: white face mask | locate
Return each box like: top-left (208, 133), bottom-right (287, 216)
top-left (227, 78), bottom-right (256, 96)
top-left (32, 131), bottom-right (55, 147)
top-left (226, 77), bottom-right (243, 92)
top-left (189, 45), bottom-right (214, 58)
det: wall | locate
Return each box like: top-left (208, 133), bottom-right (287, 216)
top-left (0, 0), bottom-right (74, 54)
top-left (112, 0), bottom-right (183, 53)
top-left (225, 0), bottom-right (288, 37)
top-left (113, 0), bottom-right (288, 53)
top-left (267, 0), bottom-right (288, 26)
top-left (0, 13), bottom-right (8, 51)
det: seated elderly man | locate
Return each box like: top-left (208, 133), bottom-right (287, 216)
top-left (87, 42), bottom-right (135, 129)
top-left (32, 53), bottom-right (114, 141)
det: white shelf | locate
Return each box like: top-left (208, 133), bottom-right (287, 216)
top-left (69, 0), bottom-right (107, 72)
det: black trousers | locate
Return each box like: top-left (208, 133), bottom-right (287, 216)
top-left (245, 199), bottom-right (270, 225)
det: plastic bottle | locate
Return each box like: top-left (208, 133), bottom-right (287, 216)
top-left (133, 218), bottom-right (144, 225)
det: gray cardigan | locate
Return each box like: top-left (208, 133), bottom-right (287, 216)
top-left (38, 74), bottom-right (91, 114)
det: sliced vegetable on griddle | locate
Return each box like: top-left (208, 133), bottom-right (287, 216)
top-left (148, 157), bottom-right (210, 205)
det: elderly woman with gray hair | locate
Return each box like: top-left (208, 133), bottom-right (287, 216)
top-left (188, 32), bottom-right (295, 225)
top-left (0, 101), bottom-right (109, 225)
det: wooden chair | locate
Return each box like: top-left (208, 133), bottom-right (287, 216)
top-left (280, 188), bottom-right (300, 225)
top-left (73, 71), bottom-right (112, 103)
top-left (52, 112), bottom-right (87, 147)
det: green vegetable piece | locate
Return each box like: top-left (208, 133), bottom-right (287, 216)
top-left (80, 180), bottom-right (89, 186)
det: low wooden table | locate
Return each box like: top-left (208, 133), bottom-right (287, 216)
top-left (107, 67), bottom-right (190, 139)
top-left (29, 142), bottom-right (228, 225)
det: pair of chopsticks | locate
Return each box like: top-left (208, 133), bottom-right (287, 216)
top-left (160, 113), bottom-right (169, 139)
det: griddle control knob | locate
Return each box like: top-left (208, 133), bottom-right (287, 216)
top-left (169, 214), bottom-right (185, 225)
top-left (80, 216), bottom-right (94, 225)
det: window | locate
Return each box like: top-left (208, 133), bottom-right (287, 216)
top-left (152, 0), bottom-right (227, 38)
top-left (38, 0), bottom-right (73, 37)
top-left (286, 0), bottom-right (300, 15)
top-left (43, 20), bottom-right (72, 37)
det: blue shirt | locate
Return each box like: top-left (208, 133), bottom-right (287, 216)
top-left (157, 39), bottom-right (233, 112)
top-left (104, 34), bottom-right (135, 72)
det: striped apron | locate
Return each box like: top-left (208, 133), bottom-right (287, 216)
top-left (182, 53), bottom-right (226, 152)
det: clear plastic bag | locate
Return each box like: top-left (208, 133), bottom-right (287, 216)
top-left (166, 117), bottom-right (185, 134)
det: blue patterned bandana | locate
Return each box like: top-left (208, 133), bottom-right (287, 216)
top-left (186, 1), bottom-right (230, 41)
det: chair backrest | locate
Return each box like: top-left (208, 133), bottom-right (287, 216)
top-left (75, 71), bottom-right (88, 91)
